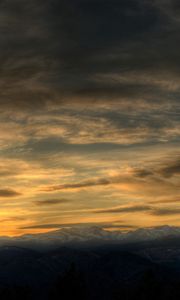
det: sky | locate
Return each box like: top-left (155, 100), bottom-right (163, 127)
top-left (0, 0), bottom-right (179, 236)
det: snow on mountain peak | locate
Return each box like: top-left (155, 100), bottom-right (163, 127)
top-left (0, 225), bottom-right (180, 249)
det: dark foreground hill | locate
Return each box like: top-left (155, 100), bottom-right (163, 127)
top-left (0, 244), bottom-right (180, 300)
top-left (0, 237), bottom-right (180, 300)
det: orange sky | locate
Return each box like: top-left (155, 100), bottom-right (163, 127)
top-left (0, 103), bottom-right (179, 236)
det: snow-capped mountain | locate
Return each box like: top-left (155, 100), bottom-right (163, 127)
top-left (125, 225), bottom-right (180, 242)
top-left (0, 225), bottom-right (180, 249)
top-left (16, 226), bottom-right (120, 246)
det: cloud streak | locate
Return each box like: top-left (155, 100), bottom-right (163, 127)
top-left (0, 189), bottom-right (21, 197)
top-left (20, 221), bottom-right (136, 230)
top-left (95, 205), bottom-right (152, 214)
top-left (41, 177), bottom-right (114, 192)
top-left (34, 199), bottom-right (70, 206)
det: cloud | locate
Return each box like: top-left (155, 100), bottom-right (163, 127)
top-left (41, 177), bottom-right (114, 192)
top-left (0, 216), bottom-right (26, 223)
top-left (93, 204), bottom-right (180, 217)
top-left (0, 189), bottom-right (21, 197)
top-left (0, 0), bottom-right (179, 111)
top-left (1, 107), bottom-right (178, 152)
top-left (149, 197), bottom-right (180, 204)
top-left (34, 198), bottom-right (70, 206)
top-left (0, 0), bottom-right (178, 156)
top-left (152, 208), bottom-right (180, 216)
top-left (132, 169), bottom-right (154, 178)
top-left (20, 221), bottom-right (136, 230)
top-left (40, 163), bottom-right (178, 195)
top-left (159, 159), bottom-right (180, 177)
top-left (129, 157), bottom-right (180, 179)
top-left (94, 205), bottom-right (152, 214)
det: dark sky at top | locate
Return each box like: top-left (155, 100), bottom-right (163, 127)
top-left (0, 0), bottom-right (179, 108)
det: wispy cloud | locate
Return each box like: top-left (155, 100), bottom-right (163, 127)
top-left (34, 199), bottom-right (70, 206)
top-left (94, 204), bottom-right (180, 217)
top-left (152, 208), bottom-right (180, 216)
top-left (41, 177), bottom-right (114, 192)
top-left (20, 221), bottom-right (136, 230)
top-left (159, 159), bottom-right (180, 178)
top-left (0, 189), bottom-right (21, 197)
top-left (95, 205), bottom-right (152, 214)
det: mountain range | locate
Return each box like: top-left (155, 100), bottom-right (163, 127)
top-left (0, 226), bottom-right (180, 299)
top-left (1, 225), bottom-right (180, 249)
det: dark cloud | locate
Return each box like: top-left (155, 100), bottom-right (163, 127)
top-left (34, 198), bottom-right (70, 205)
top-left (133, 169), bottom-right (154, 178)
top-left (149, 198), bottom-right (180, 204)
top-left (0, 0), bottom-right (179, 110)
top-left (102, 224), bottom-right (136, 229)
top-left (20, 221), bottom-right (135, 230)
top-left (130, 158), bottom-right (180, 179)
top-left (94, 204), bottom-right (180, 217)
top-left (0, 189), bottom-right (21, 197)
top-left (0, 170), bottom-right (18, 177)
top-left (152, 207), bottom-right (180, 216)
top-left (42, 177), bottom-right (115, 192)
top-left (95, 205), bottom-right (152, 214)
top-left (159, 159), bottom-right (180, 178)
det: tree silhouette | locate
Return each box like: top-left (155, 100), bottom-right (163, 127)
top-left (0, 285), bottom-right (31, 300)
top-left (49, 262), bottom-right (87, 300)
